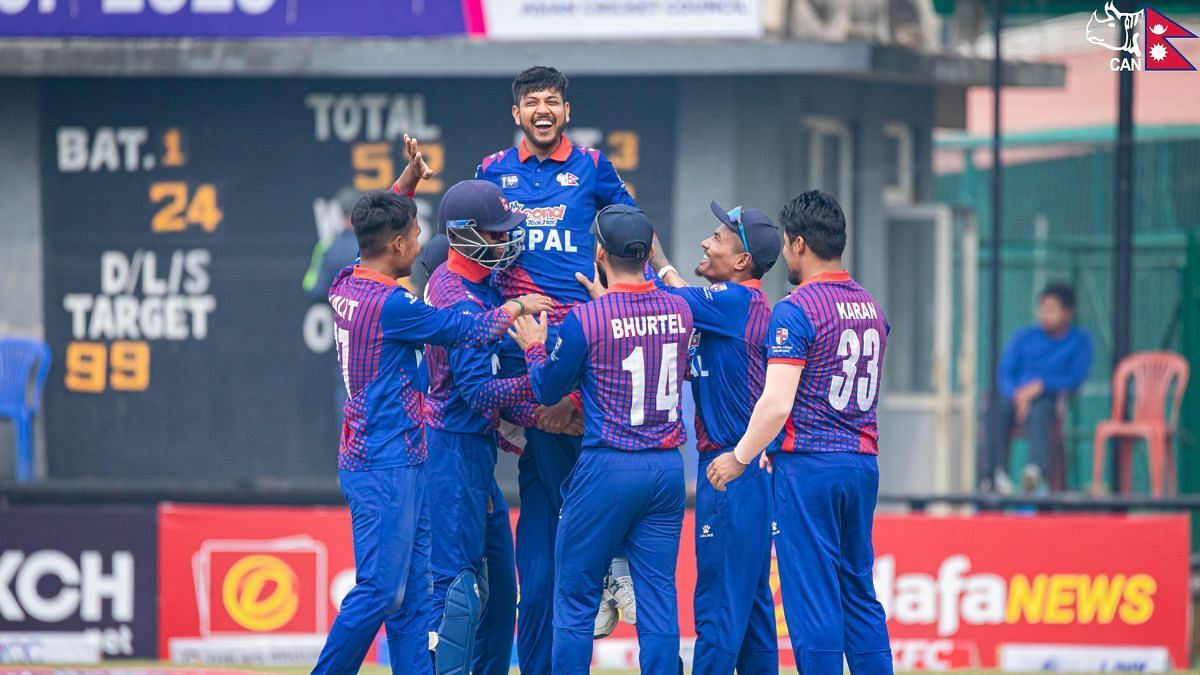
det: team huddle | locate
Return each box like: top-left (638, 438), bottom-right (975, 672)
top-left (313, 66), bottom-right (893, 675)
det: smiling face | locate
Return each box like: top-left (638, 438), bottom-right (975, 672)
top-left (512, 87), bottom-right (570, 151)
top-left (695, 224), bottom-right (751, 284)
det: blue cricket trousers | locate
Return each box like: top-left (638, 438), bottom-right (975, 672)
top-left (772, 452), bottom-right (892, 675)
top-left (476, 479), bottom-right (518, 675)
top-left (554, 448), bottom-right (685, 674)
top-left (515, 427), bottom-right (581, 674)
top-left (425, 429), bottom-right (498, 626)
top-left (693, 451), bottom-right (778, 675)
top-left (314, 465), bottom-right (433, 675)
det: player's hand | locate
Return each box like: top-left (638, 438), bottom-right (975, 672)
top-left (515, 294), bottom-right (554, 316)
top-left (536, 396), bottom-right (576, 434)
top-left (563, 411), bottom-right (585, 436)
top-left (393, 134), bottom-right (434, 194)
top-left (575, 269), bottom-right (604, 300)
top-left (759, 452), bottom-right (773, 473)
top-left (706, 451), bottom-right (747, 492)
top-left (508, 312), bottom-right (548, 350)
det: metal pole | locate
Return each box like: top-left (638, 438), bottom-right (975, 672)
top-left (987, 0), bottom-right (1004, 488)
top-left (1111, 1), bottom-right (1136, 490)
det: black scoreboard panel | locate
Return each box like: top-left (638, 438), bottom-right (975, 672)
top-left (40, 77), bottom-right (678, 482)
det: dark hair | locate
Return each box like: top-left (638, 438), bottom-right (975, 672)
top-left (1041, 282), bottom-right (1076, 310)
top-left (607, 253), bottom-right (648, 275)
top-left (512, 66), bottom-right (568, 104)
top-left (352, 191), bottom-right (418, 258)
top-left (748, 260), bottom-right (767, 280)
top-left (778, 190), bottom-right (847, 261)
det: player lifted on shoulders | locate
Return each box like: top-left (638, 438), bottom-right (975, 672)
top-left (510, 205), bottom-right (691, 674)
top-left (708, 191), bottom-right (893, 675)
top-left (312, 189), bottom-right (550, 675)
top-left (476, 66), bottom-right (638, 667)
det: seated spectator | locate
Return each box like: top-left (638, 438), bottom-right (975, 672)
top-left (980, 282), bottom-right (1093, 494)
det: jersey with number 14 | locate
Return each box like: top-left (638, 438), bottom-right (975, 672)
top-left (766, 270), bottom-right (889, 455)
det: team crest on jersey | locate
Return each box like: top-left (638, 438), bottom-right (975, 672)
top-left (501, 174), bottom-right (519, 188)
top-left (775, 328), bottom-right (789, 345)
top-left (710, 282), bottom-right (727, 292)
top-left (556, 172), bottom-right (580, 187)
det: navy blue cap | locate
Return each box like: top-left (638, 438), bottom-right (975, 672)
top-left (438, 180), bottom-right (526, 233)
top-left (592, 204), bottom-right (654, 259)
top-left (709, 201), bottom-right (782, 274)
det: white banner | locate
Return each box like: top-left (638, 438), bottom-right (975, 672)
top-left (0, 631), bottom-right (102, 664)
top-left (999, 644), bottom-right (1171, 672)
top-left (483, 0), bottom-right (763, 40)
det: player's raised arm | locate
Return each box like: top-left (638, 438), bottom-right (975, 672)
top-left (389, 134), bottom-right (434, 196)
top-left (509, 310), bottom-right (587, 406)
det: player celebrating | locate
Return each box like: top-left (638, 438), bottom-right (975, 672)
top-left (708, 191), bottom-right (893, 674)
top-left (476, 65), bottom-right (638, 668)
top-left (643, 202), bottom-right (782, 673)
top-left (313, 190), bottom-right (550, 675)
top-left (510, 205), bottom-right (691, 674)
top-left (423, 179), bottom-right (554, 674)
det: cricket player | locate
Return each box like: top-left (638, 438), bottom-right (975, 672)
top-left (476, 65), bottom-right (638, 669)
top-left (510, 204), bottom-right (691, 674)
top-left (647, 202), bottom-right (782, 674)
top-left (708, 191), bottom-right (893, 675)
top-left (423, 179), bottom-right (552, 674)
top-left (314, 189), bottom-right (550, 675)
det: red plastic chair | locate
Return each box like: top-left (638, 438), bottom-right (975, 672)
top-left (1091, 351), bottom-right (1190, 497)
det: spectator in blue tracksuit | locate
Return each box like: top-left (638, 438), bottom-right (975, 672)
top-left (511, 205), bottom-right (691, 674)
top-left (647, 202), bottom-right (782, 674)
top-left (475, 65), bottom-right (639, 670)
top-left (980, 282), bottom-right (1093, 493)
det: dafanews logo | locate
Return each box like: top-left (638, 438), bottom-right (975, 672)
top-left (874, 554), bottom-right (1157, 637)
top-left (220, 555), bottom-right (300, 632)
top-left (1086, 2), bottom-right (1197, 71)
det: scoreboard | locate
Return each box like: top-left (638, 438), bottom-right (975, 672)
top-left (40, 77), bottom-right (677, 483)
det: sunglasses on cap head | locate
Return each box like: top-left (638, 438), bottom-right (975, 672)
top-left (726, 206), bottom-right (751, 254)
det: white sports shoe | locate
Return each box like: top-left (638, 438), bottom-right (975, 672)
top-left (610, 574), bottom-right (636, 625)
top-left (593, 586), bottom-right (618, 639)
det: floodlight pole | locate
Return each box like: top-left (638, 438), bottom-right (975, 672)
top-left (987, 0), bottom-right (1003, 490)
top-left (1111, 0), bottom-right (1136, 491)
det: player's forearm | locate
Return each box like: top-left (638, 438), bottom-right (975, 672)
top-left (454, 304), bottom-right (518, 348)
top-left (499, 401), bottom-right (540, 428)
top-left (467, 375), bottom-right (535, 418)
top-left (732, 393), bottom-right (792, 464)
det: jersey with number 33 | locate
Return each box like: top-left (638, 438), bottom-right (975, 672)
top-left (766, 270), bottom-right (889, 455)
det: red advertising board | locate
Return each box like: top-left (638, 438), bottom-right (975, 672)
top-left (513, 510), bottom-right (1190, 671)
top-left (157, 505), bottom-right (361, 664)
top-left (156, 504), bottom-right (1189, 670)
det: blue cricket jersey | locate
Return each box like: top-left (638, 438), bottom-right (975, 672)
top-left (476, 136), bottom-right (636, 319)
top-left (524, 281), bottom-right (693, 452)
top-left (766, 271), bottom-right (889, 456)
top-left (668, 280), bottom-right (771, 453)
top-left (328, 265), bottom-right (517, 471)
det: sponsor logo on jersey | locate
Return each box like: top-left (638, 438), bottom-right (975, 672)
top-left (775, 328), bottom-right (789, 345)
top-left (508, 201), bottom-right (568, 228)
top-left (501, 175), bottom-right (518, 188)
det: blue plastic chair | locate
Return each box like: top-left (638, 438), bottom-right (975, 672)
top-left (0, 338), bottom-right (51, 483)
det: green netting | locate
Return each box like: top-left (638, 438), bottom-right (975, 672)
top-left (935, 128), bottom-right (1200, 496)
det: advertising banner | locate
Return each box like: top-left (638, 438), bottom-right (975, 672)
top-left (0, 0), bottom-right (470, 37)
top-left (482, 0), bottom-right (763, 40)
top-left (513, 511), bottom-right (1191, 671)
top-left (0, 506), bottom-right (158, 661)
top-left (156, 504), bottom-right (358, 664)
